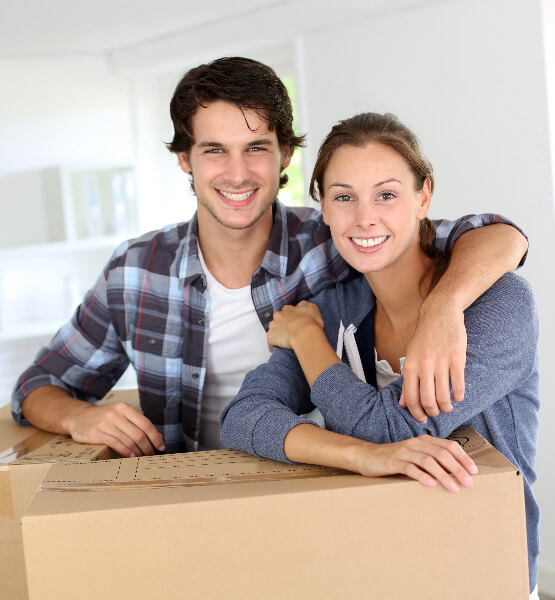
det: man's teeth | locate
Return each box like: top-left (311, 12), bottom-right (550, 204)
top-left (351, 236), bottom-right (388, 248)
top-left (219, 190), bottom-right (254, 201)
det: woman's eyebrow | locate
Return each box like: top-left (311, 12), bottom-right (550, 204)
top-left (374, 178), bottom-right (403, 187)
top-left (327, 182), bottom-right (352, 190)
top-left (327, 178), bottom-right (404, 191)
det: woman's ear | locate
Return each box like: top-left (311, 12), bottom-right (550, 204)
top-left (320, 196), bottom-right (329, 225)
top-left (416, 177), bottom-right (432, 220)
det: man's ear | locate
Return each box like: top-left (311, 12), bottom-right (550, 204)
top-left (280, 146), bottom-right (292, 170)
top-left (416, 177), bottom-right (432, 220)
top-left (177, 152), bottom-right (192, 174)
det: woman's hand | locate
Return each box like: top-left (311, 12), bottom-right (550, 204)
top-left (267, 301), bottom-right (325, 352)
top-left (351, 434), bottom-right (477, 493)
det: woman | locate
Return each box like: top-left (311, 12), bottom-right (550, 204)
top-left (220, 112), bottom-right (539, 596)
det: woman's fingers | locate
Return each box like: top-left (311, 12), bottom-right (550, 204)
top-left (374, 435), bottom-right (478, 492)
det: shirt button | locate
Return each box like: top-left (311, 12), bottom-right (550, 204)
top-left (263, 311), bottom-right (271, 319)
top-left (198, 318), bottom-right (205, 325)
top-left (192, 373), bottom-right (199, 379)
top-left (148, 338), bottom-right (156, 345)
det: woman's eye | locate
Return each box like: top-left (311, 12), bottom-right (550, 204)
top-left (378, 191), bottom-right (396, 201)
top-left (335, 194), bottom-right (353, 202)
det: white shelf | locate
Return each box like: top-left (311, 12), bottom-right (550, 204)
top-left (0, 163), bottom-right (139, 342)
top-left (0, 234), bottom-right (137, 258)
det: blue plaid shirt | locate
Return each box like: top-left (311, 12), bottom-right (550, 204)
top-left (11, 201), bottom-right (519, 452)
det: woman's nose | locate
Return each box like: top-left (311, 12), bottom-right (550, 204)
top-left (354, 201), bottom-right (378, 227)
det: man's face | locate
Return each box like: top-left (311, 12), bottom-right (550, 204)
top-left (178, 100), bottom-right (291, 232)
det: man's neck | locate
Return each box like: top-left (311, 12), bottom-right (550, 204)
top-left (197, 210), bottom-right (273, 289)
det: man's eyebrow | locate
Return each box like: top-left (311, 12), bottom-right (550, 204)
top-left (197, 141), bottom-right (223, 148)
top-left (196, 140), bottom-right (273, 149)
top-left (247, 139), bottom-right (273, 147)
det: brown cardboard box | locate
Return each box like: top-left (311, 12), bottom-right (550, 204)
top-left (21, 426), bottom-right (530, 600)
top-left (0, 389), bottom-right (137, 600)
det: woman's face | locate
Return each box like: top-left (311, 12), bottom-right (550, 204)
top-left (320, 142), bottom-right (431, 276)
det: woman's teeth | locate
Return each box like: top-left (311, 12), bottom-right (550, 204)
top-left (351, 236), bottom-right (388, 248)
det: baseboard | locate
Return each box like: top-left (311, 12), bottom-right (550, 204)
top-left (539, 565), bottom-right (555, 596)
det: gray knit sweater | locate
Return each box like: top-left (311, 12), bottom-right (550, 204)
top-left (220, 273), bottom-right (540, 591)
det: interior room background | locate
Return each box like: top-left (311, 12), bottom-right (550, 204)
top-left (0, 0), bottom-right (553, 593)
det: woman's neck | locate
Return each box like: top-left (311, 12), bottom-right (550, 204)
top-left (366, 246), bottom-right (435, 370)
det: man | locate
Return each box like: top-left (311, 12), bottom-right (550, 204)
top-left (12, 57), bottom-right (527, 457)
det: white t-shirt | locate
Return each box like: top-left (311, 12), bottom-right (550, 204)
top-left (375, 349), bottom-right (405, 390)
top-left (197, 247), bottom-right (271, 450)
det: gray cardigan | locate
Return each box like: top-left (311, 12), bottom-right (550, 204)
top-left (220, 273), bottom-right (540, 591)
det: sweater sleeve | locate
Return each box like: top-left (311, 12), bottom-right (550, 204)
top-left (311, 273), bottom-right (538, 443)
top-left (220, 345), bottom-right (318, 463)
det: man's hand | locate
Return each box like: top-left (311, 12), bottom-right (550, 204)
top-left (267, 301), bottom-right (324, 352)
top-left (400, 299), bottom-right (467, 423)
top-left (65, 401), bottom-right (165, 458)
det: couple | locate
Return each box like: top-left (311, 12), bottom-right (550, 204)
top-left (219, 109), bottom-right (540, 596)
top-left (12, 57), bottom-right (538, 594)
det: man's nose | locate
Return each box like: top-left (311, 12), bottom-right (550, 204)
top-left (225, 154), bottom-right (250, 185)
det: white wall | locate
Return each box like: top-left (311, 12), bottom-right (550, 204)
top-left (298, 0), bottom-right (555, 592)
top-left (0, 56), bottom-right (137, 405)
top-left (0, 56), bottom-right (133, 175)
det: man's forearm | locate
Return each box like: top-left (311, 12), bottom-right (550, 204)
top-left (428, 223), bottom-right (528, 310)
top-left (21, 385), bottom-right (91, 434)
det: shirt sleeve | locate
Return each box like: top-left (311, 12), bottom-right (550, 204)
top-left (432, 214), bottom-right (528, 266)
top-left (11, 264), bottom-right (130, 425)
top-left (311, 273), bottom-right (538, 443)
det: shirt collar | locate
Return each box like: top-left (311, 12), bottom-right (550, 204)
top-left (178, 199), bottom-right (287, 287)
top-left (178, 213), bottom-right (205, 288)
top-left (258, 199), bottom-right (289, 279)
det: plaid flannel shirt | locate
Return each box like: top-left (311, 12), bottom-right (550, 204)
top-left (11, 201), bottom-right (521, 452)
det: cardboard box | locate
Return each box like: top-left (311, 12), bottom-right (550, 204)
top-left (0, 389), bottom-right (138, 600)
top-left (21, 427), bottom-right (530, 600)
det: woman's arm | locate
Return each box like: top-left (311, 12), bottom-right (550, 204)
top-left (220, 344), bottom-right (477, 492)
top-left (284, 424), bottom-right (477, 492)
top-left (221, 273), bottom-right (537, 468)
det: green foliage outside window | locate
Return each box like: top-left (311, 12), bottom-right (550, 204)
top-left (279, 76), bottom-right (305, 207)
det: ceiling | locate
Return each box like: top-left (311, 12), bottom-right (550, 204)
top-left (0, 0), bottom-right (284, 57)
top-left (0, 0), bottom-right (437, 59)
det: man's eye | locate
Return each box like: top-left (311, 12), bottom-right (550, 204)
top-left (205, 148), bottom-right (223, 154)
top-left (248, 147), bottom-right (265, 152)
